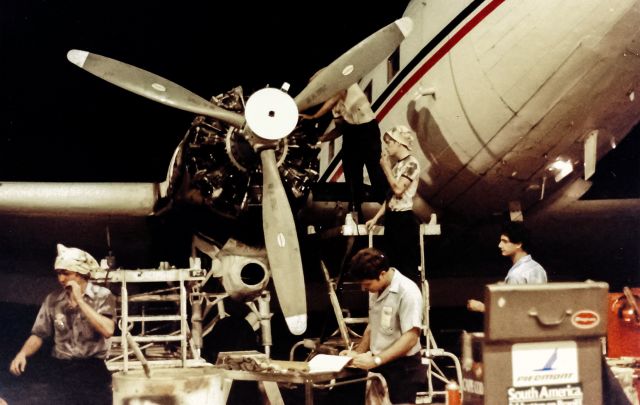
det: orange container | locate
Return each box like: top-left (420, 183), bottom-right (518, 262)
top-left (607, 288), bottom-right (640, 358)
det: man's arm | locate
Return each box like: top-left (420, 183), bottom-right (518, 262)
top-left (300, 92), bottom-right (343, 120)
top-left (340, 325), bottom-right (371, 357)
top-left (374, 327), bottom-right (420, 364)
top-left (380, 157), bottom-right (412, 196)
top-left (76, 298), bottom-right (115, 338)
top-left (365, 202), bottom-right (386, 231)
top-left (355, 325), bottom-right (371, 353)
top-left (9, 334), bottom-right (43, 376)
top-left (352, 327), bottom-right (421, 370)
top-left (467, 299), bottom-right (485, 313)
top-left (67, 281), bottom-right (115, 338)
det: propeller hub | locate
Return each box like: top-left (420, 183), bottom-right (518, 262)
top-left (245, 88), bottom-right (299, 141)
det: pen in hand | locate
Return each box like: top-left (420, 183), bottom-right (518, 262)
top-left (340, 342), bottom-right (357, 358)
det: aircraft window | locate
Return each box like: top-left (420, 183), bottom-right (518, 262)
top-left (387, 48), bottom-right (400, 83)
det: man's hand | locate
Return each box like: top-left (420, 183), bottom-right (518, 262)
top-left (9, 352), bottom-right (27, 376)
top-left (379, 153), bottom-right (392, 174)
top-left (338, 349), bottom-right (358, 358)
top-left (299, 113), bottom-right (315, 120)
top-left (365, 218), bottom-right (378, 232)
top-left (65, 280), bottom-right (83, 308)
top-left (351, 353), bottom-right (378, 370)
top-left (467, 299), bottom-right (485, 313)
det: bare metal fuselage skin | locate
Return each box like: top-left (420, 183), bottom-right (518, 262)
top-left (320, 0), bottom-right (640, 221)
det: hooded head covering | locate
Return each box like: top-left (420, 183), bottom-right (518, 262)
top-left (384, 125), bottom-right (415, 150)
top-left (54, 244), bottom-right (99, 275)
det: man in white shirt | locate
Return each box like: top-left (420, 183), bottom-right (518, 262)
top-left (366, 125), bottom-right (422, 286)
top-left (468, 222), bottom-right (548, 312)
top-left (301, 83), bottom-right (388, 221)
top-left (341, 247), bottom-right (425, 404)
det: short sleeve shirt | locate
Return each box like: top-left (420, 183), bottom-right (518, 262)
top-left (504, 255), bottom-right (548, 284)
top-left (387, 155), bottom-right (420, 212)
top-left (368, 269), bottom-right (423, 356)
top-left (32, 282), bottom-right (116, 359)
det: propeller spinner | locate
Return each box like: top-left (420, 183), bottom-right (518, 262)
top-left (66, 16), bottom-right (412, 335)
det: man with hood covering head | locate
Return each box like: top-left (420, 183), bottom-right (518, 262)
top-left (9, 244), bottom-right (116, 405)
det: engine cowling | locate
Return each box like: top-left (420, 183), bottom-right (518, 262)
top-left (217, 254), bottom-right (270, 301)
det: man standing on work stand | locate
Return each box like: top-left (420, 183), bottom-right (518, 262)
top-left (366, 125), bottom-right (422, 287)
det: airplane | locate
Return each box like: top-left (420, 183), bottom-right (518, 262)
top-left (315, 0), bottom-right (640, 295)
top-left (0, 3), bottom-right (414, 340)
top-left (1, 0), bottom-right (639, 354)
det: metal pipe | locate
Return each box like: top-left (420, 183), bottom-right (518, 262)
top-left (125, 333), bottom-right (151, 378)
top-left (258, 291), bottom-right (272, 358)
top-left (320, 260), bottom-right (350, 347)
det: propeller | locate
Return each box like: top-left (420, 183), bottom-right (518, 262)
top-left (66, 16), bottom-right (413, 335)
top-left (294, 16), bottom-right (413, 112)
top-left (66, 50), bottom-right (246, 128)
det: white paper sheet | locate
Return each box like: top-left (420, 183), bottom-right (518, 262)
top-left (307, 354), bottom-right (353, 374)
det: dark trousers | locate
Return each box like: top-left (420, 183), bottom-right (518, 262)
top-left (374, 353), bottom-right (425, 404)
top-left (384, 210), bottom-right (421, 286)
top-left (341, 120), bottom-right (388, 219)
top-left (48, 357), bottom-right (112, 405)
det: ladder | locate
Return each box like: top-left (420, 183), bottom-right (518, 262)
top-left (417, 221), bottom-right (463, 403)
top-left (92, 267), bottom-right (209, 372)
top-left (309, 218), bottom-right (463, 403)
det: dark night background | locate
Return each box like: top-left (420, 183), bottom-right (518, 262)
top-left (0, 0), bottom-right (409, 182)
top-left (0, 0), bottom-right (412, 297)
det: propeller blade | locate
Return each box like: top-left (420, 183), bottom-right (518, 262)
top-left (294, 17), bottom-right (413, 112)
top-left (67, 50), bottom-right (245, 128)
top-left (260, 149), bottom-right (307, 335)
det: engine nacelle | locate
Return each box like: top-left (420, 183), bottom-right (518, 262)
top-left (192, 234), bottom-right (271, 301)
top-left (216, 254), bottom-right (270, 301)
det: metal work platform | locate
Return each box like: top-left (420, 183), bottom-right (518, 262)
top-left (92, 267), bottom-right (213, 372)
top-left (305, 217), bottom-right (462, 403)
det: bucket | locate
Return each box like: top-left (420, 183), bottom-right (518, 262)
top-left (112, 367), bottom-right (224, 405)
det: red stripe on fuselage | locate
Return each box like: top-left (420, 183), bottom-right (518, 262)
top-left (325, 0), bottom-right (505, 183)
top-left (329, 165), bottom-right (343, 182)
top-left (376, 0), bottom-right (505, 121)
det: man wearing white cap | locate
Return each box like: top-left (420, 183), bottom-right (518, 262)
top-left (9, 244), bottom-right (116, 404)
top-left (366, 125), bottom-right (422, 286)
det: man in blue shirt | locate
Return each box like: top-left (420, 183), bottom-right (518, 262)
top-left (468, 222), bottom-right (547, 312)
top-left (340, 247), bottom-right (425, 404)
